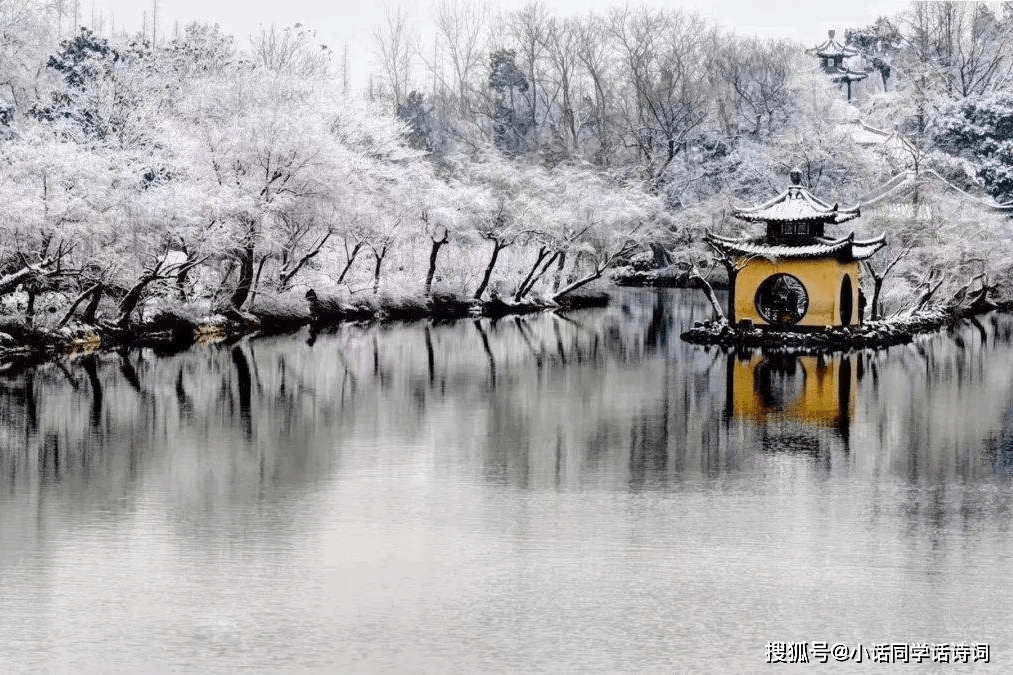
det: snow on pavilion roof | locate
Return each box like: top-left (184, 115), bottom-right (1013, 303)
top-left (810, 31), bottom-right (861, 58)
top-left (731, 174), bottom-right (861, 225)
top-left (706, 231), bottom-right (887, 261)
top-left (830, 64), bottom-right (869, 82)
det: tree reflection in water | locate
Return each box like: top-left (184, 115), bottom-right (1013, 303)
top-left (1, 290), bottom-right (1013, 522)
top-left (4, 290), bottom-right (1013, 672)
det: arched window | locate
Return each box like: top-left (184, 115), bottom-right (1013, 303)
top-left (840, 275), bottom-right (853, 326)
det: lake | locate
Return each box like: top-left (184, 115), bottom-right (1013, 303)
top-left (2, 288), bottom-right (1012, 672)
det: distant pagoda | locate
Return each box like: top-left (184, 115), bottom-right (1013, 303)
top-left (809, 30), bottom-right (868, 101)
top-left (706, 168), bottom-right (885, 329)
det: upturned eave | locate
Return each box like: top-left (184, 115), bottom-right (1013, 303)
top-left (705, 230), bottom-right (887, 262)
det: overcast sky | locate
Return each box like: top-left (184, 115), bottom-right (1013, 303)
top-left (85, 0), bottom-right (911, 82)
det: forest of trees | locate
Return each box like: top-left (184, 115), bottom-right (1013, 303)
top-left (1, 0), bottom-right (1012, 333)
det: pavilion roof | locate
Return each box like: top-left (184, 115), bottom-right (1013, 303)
top-left (705, 231), bottom-right (886, 261)
top-left (810, 31), bottom-right (861, 59)
top-left (830, 64), bottom-right (869, 83)
top-left (731, 175), bottom-right (861, 225)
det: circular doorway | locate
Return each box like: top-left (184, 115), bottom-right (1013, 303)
top-left (755, 273), bottom-right (809, 326)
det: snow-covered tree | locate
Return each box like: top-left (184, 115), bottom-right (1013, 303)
top-left (932, 92), bottom-right (1013, 203)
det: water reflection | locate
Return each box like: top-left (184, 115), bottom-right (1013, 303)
top-left (4, 289), bottom-right (1013, 670)
top-left (4, 291), bottom-right (1013, 500)
top-left (728, 351), bottom-right (858, 450)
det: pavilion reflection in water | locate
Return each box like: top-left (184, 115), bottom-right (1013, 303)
top-left (727, 351), bottom-right (859, 437)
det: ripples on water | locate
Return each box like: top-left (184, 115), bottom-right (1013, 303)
top-left (2, 289), bottom-right (1013, 672)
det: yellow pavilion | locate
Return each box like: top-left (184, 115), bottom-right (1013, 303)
top-left (707, 168), bottom-right (885, 329)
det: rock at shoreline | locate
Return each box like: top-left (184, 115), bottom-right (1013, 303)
top-left (248, 296), bottom-right (312, 333)
top-left (680, 309), bottom-right (952, 352)
top-left (556, 291), bottom-right (610, 310)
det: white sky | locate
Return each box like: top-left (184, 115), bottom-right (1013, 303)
top-left (83, 0), bottom-right (912, 83)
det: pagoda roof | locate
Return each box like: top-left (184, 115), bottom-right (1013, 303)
top-left (732, 175), bottom-right (861, 225)
top-left (810, 31), bottom-right (861, 58)
top-left (830, 64), bottom-right (869, 82)
top-left (706, 231), bottom-right (886, 261)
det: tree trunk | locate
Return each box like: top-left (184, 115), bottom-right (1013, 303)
top-left (116, 275), bottom-right (158, 328)
top-left (564, 97), bottom-right (577, 153)
top-left (914, 276), bottom-right (944, 312)
top-left (83, 283), bottom-right (103, 324)
top-left (690, 267), bottom-right (726, 322)
top-left (25, 288), bottom-right (36, 324)
top-left (279, 232), bottom-right (333, 292)
top-left (59, 282), bottom-right (103, 328)
top-left (220, 259), bottom-right (236, 288)
top-left (249, 254), bottom-right (269, 306)
top-left (518, 250), bottom-right (561, 299)
top-left (725, 267), bottom-right (738, 323)
top-left (372, 246), bottom-right (388, 293)
top-left (229, 243), bottom-right (255, 309)
top-left (552, 267), bottom-right (602, 301)
top-left (0, 266), bottom-right (43, 295)
top-left (425, 234), bottom-right (448, 296)
top-left (649, 243), bottom-right (672, 268)
top-left (514, 247), bottom-right (549, 302)
top-left (337, 241), bottom-right (363, 284)
top-left (871, 277), bottom-right (884, 321)
top-left (593, 77), bottom-right (609, 165)
top-left (552, 251), bottom-right (566, 291)
top-left (474, 239), bottom-right (504, 300)
top-left (176, 264), bottom-right (191, 301)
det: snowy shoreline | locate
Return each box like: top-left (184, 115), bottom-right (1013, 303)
top-left (681, 301), bottom-right (1013, 353)
top-left (0, 290), bottom-right (610, 369)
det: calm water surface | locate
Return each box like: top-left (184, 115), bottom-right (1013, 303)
top-left (2, 288), bottom-right (1013, 672)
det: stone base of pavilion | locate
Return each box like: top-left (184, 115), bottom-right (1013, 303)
top-left (681, 306), bottom-right (959, 352)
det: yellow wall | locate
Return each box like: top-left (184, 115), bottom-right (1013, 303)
top-left (734, 257), bottom-right (862, 327)
top-left (731, 354), bottom-right (857, 428)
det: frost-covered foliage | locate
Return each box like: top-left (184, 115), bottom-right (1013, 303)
top-left (0, 0), bottom-right (1011, 327)
top-left (0, 1), bottom-right (674, 326)
top-left (932, 93), bottom-right (1013, 203)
